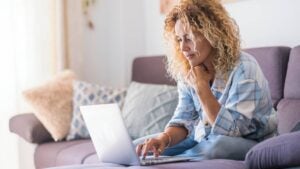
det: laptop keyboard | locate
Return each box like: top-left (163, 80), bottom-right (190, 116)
top-left (140, 156), bottom-right (192, 165)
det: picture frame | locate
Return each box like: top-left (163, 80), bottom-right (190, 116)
top-left (160, 0), bottom-right (240, 15)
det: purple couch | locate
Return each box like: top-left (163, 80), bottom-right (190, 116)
top-left (9, 46), bottom-right (300, 169)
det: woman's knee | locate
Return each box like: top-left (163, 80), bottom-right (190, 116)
top-left (205, 135), bottom-right (257, 160)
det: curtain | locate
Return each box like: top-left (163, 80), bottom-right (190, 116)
top-left (0, 0), bottom-right (68, 168)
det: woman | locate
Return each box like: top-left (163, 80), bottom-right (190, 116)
top-left (135, 0), bottom-right (277, 160)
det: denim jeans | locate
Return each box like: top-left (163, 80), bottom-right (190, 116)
top-left (133, 133), bottom-right (257, 161)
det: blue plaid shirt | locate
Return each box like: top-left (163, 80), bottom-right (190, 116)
top-left (167, 52), bottom-right (277, 142)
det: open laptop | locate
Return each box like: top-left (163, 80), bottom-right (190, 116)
top-left (80, 103), bottom-right (194, 166)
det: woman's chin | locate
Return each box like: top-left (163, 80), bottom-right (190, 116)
top-left (188, 61), bottom-right (200, 67)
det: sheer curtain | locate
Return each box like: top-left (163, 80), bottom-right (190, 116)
top-left (0, 0), bottom-right (67, 168)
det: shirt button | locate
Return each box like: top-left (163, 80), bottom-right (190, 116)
top-left (204, 121), bottom-right (209, 126)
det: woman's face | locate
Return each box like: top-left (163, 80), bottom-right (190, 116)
top-left (174, 19), bottom-right (213, 67)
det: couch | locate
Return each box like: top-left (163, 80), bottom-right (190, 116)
top-left (9, 46), bottom-right (300, 169)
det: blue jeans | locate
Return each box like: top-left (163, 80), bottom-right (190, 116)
top-left (133, 133), bottom-right (257, 161)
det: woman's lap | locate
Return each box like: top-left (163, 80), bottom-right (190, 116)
top-left (133, 134), bottom-right (257, 160)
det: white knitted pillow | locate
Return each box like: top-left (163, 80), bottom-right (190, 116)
top-left (66, 80), bottom-right (126, 140)
top-left (122, 81), bottom-right (178, 139)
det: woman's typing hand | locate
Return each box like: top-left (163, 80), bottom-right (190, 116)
top-left (136, 134), bottom-right (169, 158)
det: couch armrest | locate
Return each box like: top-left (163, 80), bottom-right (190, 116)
top-left (9, 113), bottom-right (53, 144)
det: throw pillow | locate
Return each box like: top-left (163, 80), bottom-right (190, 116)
top-left (245, 131), bottom-right (300, 169)
top-left (122, 81), bottom-right (178, 140)
top-left (291, 122), bottom-right (300, 132)
top-left (22, 70), bottom-right (76, 141)
top-left (66, 80), bottom-right (126, 140)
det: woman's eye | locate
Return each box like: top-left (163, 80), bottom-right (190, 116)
top-left (176, 38), bottom-right (182, 42)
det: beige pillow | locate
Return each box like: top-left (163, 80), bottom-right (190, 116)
top-left (23, 70), bottom-right (76, 141)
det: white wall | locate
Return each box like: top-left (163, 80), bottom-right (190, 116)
top-left (224, 0), bottom-right (300, 48)
top-left (68, 0), bottom-right (300, 86)
top-left (120, 0), bottom-right (146, 86)
top-left (68, 0), bottom-right (146, 87)
top-left (144, 0), bottom-right (165, 55)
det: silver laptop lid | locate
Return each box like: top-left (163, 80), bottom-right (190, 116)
top-left (80, 104), bottom-right (140, 166)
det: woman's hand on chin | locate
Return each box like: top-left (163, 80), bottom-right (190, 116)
top-left (185, 63), bottom-right (215, 92)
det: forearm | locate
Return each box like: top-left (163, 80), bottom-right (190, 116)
top-left (196, 83), bottom-right (220, 125)
top-left (157, 126), bottom-right (188, 147)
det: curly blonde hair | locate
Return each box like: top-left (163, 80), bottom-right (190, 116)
top-left (164, 0), bottom-right (241, 82)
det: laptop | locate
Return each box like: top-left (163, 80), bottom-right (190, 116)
top-left (80, 103), bottom-right (194, 166)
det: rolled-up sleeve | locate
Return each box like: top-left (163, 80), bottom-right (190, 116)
top-left (166, 82), bottom-right (199, 136)
top-left (212, 78), bottom-right (263, 137)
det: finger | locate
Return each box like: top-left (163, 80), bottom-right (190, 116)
top-left (187, 68), bottom-right (197, 79)
top-left (136, 144), bottom-right (143, 156)
top-left (203, 61), bottom-right (215, 74)
top-left (152, 145), bottom-right (160, 158)
top-left (201, 64), bottom-right (208, 71)
top-left (154, 147), bottom-right (163, 158)
top-left (191, 65), bottom-right (202, 72)
top-left (190, 66), bottom-right (203, 79)
top-left (142, 142), bottom-right (151, 159)
top-left (157, 143), bottom-right (166, 156)
top-left (153, 140), bottom-right (166, 157)
top-left (192, 64), bottom-right (206, 73)
top-left (185, 70), bottom-right (191, 78)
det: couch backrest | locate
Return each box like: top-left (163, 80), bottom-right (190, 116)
top-left (133, 47), bottom-right (291, 107)
top-left (132, 56), bottom-right (176, 85)
top-left (277, 45), bottom-right (300, 134)
top-left (244, 46), bottom-right (291, 107)
top-left (283, 46), bottom-right (300, 99)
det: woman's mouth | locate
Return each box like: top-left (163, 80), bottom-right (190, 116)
top-left (185, 53), bottom-right (194, 60)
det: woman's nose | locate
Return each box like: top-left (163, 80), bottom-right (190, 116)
top-left (180, 40), bottom-right (190, 52)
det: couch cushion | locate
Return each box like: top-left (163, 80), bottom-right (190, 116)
top-left (245, 131), bottom-right (300, 169)
top-left (284, 45), bottom-right (300, 99)
top-left (45, 159), bottom-right (245, 169)
top-left (244, 46), bottom-right (290, 107)
top-left (277, 99), bottom-right (300, 134)
top-left (45, 164), bottom-right (124, 169)
top-left (35, 139), bottom-right (97, 169)
top-left (82, 153), bottom-right (99, 164)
